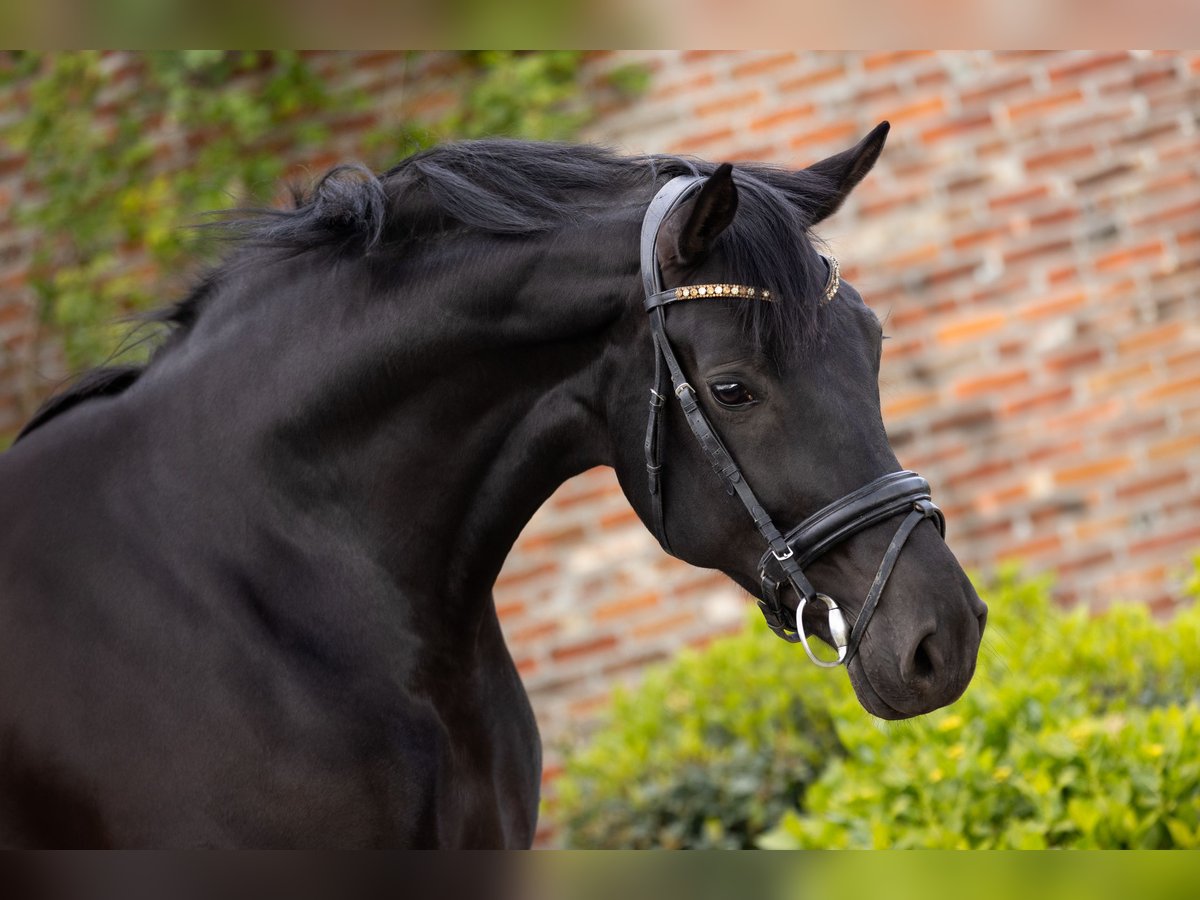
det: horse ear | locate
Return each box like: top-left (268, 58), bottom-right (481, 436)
top-left (802, 121), bottom-right (890, 224)
top-left (668, 163), bottom-right (739, 267)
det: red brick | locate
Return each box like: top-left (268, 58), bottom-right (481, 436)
top-left (1006, 88), bottom-right (1085, 120)
top-left (1149, 433), bottom-right (1200, 461)
top-left (1025, 143), bottom-right (1096, 172)
top-left (601, 650), bottom-right (669, 677)
top-left (550, 634), bottom-right (618, 663)
top-left (1095, 240), bottom-right (1165, 272)
top-left (1140, 374), bottom-right (1200, 405)
top-left (961, 74), bottom-right (1034, 106)
top-left (1129, 524), bottom-right (1200, 557)
top-left (496, 600), bottom-right (526, 620)
top-left (1003, 385), bottom-right (1074, 416)
top-left (1029, 438), bottom-right (1084, 464)
top-left (512, 620), bottom-right (560, 644)
top-left (936, 312), bottom-right (1007, 344)
top-left (884, 391), bottom-right (940, 419)
top-left (915, 67), bottom-right (950, 89)
top-left (517, 524), bottom-right (585, 552)
top-left (593, 592), bottom-right (659, 622)
top-left (1118, 322), bottom-right (1185, 355)
top-left (858, 187), bottom-right (926, 217)
top-left (750, 104), bottom-right (816, 131)
top-left (695, 90), bottom-right (762, 118)
top-left (669, 127), bottom-right (735, 152)
top-left (0, 155), bottom-right (25, 179)
top-left (1004, 238), bottom-right (1075, 266)
top-left (989, 184), bottom-right (1050, 210)
top-left (885, 243), bottom-right (940, 268)
top-left (922, 111), bottom-right (994, 144)
top-left (1054, 456), bottom-right (1133, 485)
top-left (567, 691), bottom-right (613, 717)
top-left (650, 72), bottom-right (715, 102)
top-left (1115, 469), bottom-right (1189, 500)
top-left (1055, 549), bottom-right (1115, 577)
top-left (552, 480), bottom-right (620, 509)
top-left (945, 458), bottom-right (1013, 489)
top-left (1133, 198), bottom-right (1200, 229)
top-left (778, 65), bottom-right (845, 93)
top-left (633, 611), bottom-right (694, 640)
top-left (1048, 52), bottom-right (1130, 82)
top-left (730, 53), bottom-right (797, 79)
top-left (924, 261), bottom-right (979, 287)
top-left (863, 51), bottom-right (934, 70)
top-left (1029, 206), bottom-right (1081, 228)
top-left (998, 534), bottom-right (1063, 562)
top-left (1075, 162), bottom-right (1136, 190)
top-left (686, 622), bottom-right (744, 650)
top-left (599, 507), bottom-right (640, 529)
top-left (1044, 345), bottom-right (1103, 373)
top-left (954, 369), bottom-right (1029, 399)
top-left (881, 96), bottom-right (946, 123)
top-left (494, 561), bottom-right (557, 590)
top-left (789, 121), bottom-right (857, 150)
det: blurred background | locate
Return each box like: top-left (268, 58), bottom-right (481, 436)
top-left (1, 51), bottom-right (1198, 848)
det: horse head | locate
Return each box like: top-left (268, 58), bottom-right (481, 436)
top-left (610, 124), bottom-right (986, 719)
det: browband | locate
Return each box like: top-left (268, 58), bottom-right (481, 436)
top-left (643, 258), bottom-right (841, 311)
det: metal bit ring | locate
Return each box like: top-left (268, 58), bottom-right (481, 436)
top-left (795, 593), bottom-right (848, 668)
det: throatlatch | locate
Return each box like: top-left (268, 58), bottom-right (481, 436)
top-left (639, 174), bottom-right (946, 667)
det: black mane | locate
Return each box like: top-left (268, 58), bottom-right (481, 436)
top-left (19, 139), bottom-right (835, 441)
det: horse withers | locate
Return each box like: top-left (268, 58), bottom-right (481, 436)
top-left (0, 125), bottom-right (986, 847)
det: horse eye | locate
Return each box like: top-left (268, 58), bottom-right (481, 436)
top-left (710, 381), bottom-right (756, 408)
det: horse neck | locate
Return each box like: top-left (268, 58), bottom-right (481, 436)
top-left (146, 222), bottom-right (641, 621)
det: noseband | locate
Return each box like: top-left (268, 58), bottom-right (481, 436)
top-left (641, 175), bottom-right (946, 667)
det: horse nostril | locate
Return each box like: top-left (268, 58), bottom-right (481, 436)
top-left (906, 629), bottom-right (939, 684)
top-left (976, 605), bottom-right (989, 637)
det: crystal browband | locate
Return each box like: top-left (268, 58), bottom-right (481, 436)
top-left (820, 254), bottom-right (840, 305)
top-left (642, 254), bottom-right (841, 313)
top-left (671, 284), bottom-right (772, 301)
top-left (656, 254), bottom-right (841, 309)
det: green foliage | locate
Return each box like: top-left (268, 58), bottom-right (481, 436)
top-left (556, 563), bottom-right (1200, 849)
top-left (2, 51), bottom-right (647, 371)
top-left (553, 625), bottom-right (845, 849)
top-left (5, 51), bottom-right (334, 367)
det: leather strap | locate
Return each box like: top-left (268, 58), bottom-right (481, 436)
top-left (642, 177), bottom-right (804, 575)
top-left (759, 471), bottom-right (944, 575)
top-left (638, 174), bottom-right (948, 665)
top-left (641, 175), bottom-right (703, 554)
top-left (844, 500), bottom-right (940, 663)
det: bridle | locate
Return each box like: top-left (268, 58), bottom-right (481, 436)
top-left (641, 174), bottom-right (946, 668)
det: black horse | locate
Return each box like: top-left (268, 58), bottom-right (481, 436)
top-left (0, 126), bottom-right (986, 848)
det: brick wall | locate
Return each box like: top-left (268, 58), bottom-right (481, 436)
top-left (3, 52), bottom-right (1200, 818)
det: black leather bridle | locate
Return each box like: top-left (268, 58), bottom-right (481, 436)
top-left (641, 174), bottom-right (946, 667)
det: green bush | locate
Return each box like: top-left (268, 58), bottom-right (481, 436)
top-left (553, 627), bottom-right (844, 848)
top-left (555, 563), bottom-right (1200, 849)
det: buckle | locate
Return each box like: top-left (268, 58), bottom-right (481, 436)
top-left (771, 546), bottom-right (794, 562)
top-left (674, 382), bottom-right (693, 398)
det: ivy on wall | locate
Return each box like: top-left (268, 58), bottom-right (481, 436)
top-left (1, 51), bottom-right (646, 371)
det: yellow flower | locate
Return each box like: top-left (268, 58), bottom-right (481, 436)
top-left (994, 766), bottom-right (1012, 782)
top-left (1146, 743), bottom-right (1165, 758)
top-left (937, 715), bottom-right (964, 733)
top-left (947, 744), bottom-right (966, 760)
top-left (930, 768), bottom-right (944, 783)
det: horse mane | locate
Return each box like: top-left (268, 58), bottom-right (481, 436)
top-left (17, 139), bottom-right (835, 442)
